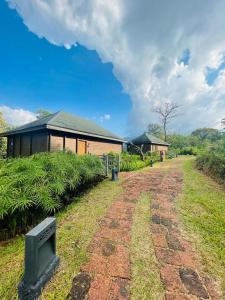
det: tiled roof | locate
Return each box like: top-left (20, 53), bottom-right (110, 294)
top-left (131, 132), bottom-right (169, 146)
top-left (0, 111), bottom-right (124, 142)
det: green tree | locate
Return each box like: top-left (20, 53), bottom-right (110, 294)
top-left (167, 134), bottom-right (188, 149)
top-left (0, 112), bottom-right (9, 157)
top-left (222, 118), bottom-right (225, 129)
top-left (191, 128), bottom-right (221, 142)
top-left (147, 123), bottom-right (163, 138)
top-left (36, 109), bottom-right (52, 119)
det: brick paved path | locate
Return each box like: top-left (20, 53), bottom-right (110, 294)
top-left (149, 161), bottom-right (220, 300)
top-left (68, 160), bottom-right (220, 300)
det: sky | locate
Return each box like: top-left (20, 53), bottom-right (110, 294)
top-left (1, 0), bottom-right (225, 137)
top-left (0, 0), bottom-right (131, 136)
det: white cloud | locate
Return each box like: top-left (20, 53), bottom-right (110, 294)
top-left (7, 0), bottom-right (225, 134)
top-left (100, 114), bottom-right (111, 122)
top-left (0, 105), bottom-right (36, 126)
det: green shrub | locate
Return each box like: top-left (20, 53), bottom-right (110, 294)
top-left (178, 147), bottom-right (198, 155)
top-left (120, 152), bottom-right (160, 171)
top-left (0, 152), bottom-right (105, 239)
top-left (196, 152), bottom-right (225, 183)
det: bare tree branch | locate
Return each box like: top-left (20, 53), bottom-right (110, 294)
top-left (153, 101), bottom-right (180, 141)
top-left (130, 142), bottom-right (145, 161)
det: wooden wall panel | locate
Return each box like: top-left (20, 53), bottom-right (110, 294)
top-left (87, 140), bottom-right (122, 155)
top-left (21, 135), bottom-right (31, 156)
top-left (153, 145), bottom-right (168, 152)
top-left (50, 135), bottom-right (64, 152)
top-left (65, 137), bottom-right (76, 153)
top-left (7, 136), bottom-right (14, 157)
top-left (32, 133), bottom-right (48, 154)
top-left (77, 140), bottom-right (87, 155)
top-left (14, 135), bottom-right (20, 157)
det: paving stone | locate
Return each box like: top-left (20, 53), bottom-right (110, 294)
top-left (202, 277), bottom-right (221, 300)
top-left (68, 272), bottom-right (91, 300)
top-left (179, 267), bottom-right (209, 299)
top-left (88, 274), bottom-right (111, 300)
top-left (179, 251), bottom-right (197, 269)
top-left (160, 265), bottom-right (186, 293)
top-left (151, 223), bottom-right (168, 234)
top-left (151, 203), bottom-right (160, 209)
top-left (151, 214), bottom-right (161, 224)
top-left (166, 233), bottom-right (184, 251)
top-left (155, 247), bottom-right (182, 266)
top-left (102, 241), bottom-right (116, 256)
top-left (109, 278), bottom-right (129, 299)
top-left (160, 217), bottom-right (173, 228)
top-left (109, 219), bottom-right (119, 229)
top-left (151, 233), bottom-right (167, 248)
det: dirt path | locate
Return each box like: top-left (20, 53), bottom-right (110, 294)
top-left (68, 160), bottom-right (219, 300)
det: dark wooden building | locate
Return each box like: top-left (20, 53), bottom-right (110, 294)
top-left (0, 111), bottom-right (124, 157)
top-left (131, 132), bottom-right (169, 155)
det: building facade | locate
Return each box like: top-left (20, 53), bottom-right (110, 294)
top-left (2, 111), bottom-right (124, 157)
top-left (130, 132), bottom-right (169, 156)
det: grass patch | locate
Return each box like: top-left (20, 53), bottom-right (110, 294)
top-left (130, 193), bottom-right (164, 300)
top-left (0, 179), bottom-right (123, 300)
top-left (179, 160), bottom-right (225, 296)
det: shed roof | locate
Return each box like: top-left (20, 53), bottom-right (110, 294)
top-left (0, 111), bottom-right (124, 142)
top-left (131, 132), bottom-right (169, 146)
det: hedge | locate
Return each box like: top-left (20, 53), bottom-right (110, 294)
top-left (196, 152), bottom-right (225, 183)
top-left (0, 152), bottom-right (105, 239)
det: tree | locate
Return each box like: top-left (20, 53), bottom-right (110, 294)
top-left (167, 134), bottom-right (188, 149)
top-left (153, 101), bottom-right (180, 142)
top-left (0, 112), bottom-right (9, 157)
top-left (36, 109), bottom-right (52, 119)
top-left (222, 118), bottom-right (225, 129)
top-left (147, 123), bottom-right (163, 138)
top-left (191, 128), bottom-right (221, 142)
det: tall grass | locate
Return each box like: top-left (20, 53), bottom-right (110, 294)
top-left (0, 152), bottom-right (105, 239)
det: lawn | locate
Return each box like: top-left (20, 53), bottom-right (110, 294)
top-left (179, 159), bottom-right (225, 296)
top-left (0, 178), bottom-right (123, 300)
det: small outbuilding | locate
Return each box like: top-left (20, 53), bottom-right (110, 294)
top-left (0, 111), bottom-right (124, 157)
top-left (130, 132), bottom-right (169, 156)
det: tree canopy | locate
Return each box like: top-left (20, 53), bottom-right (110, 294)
top-left (36, 109), bottom-right (52, 120)
top-left (147, 123), bottom-right (163, 139)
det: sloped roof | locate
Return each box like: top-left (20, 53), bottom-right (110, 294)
top-left (0, 111), bottom-right (124, 142)
top-left (131, 132), bottom-right (169, 146)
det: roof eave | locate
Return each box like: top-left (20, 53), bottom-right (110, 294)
top-left (131, 141), bottom-right (169, 146)
top-left (0, 125), bottom-right (47, 137)
top-left (0, 124), bottom-right (125, 143)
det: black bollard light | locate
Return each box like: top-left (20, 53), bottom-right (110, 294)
top-left (150, 159), bottom-right (154, 167)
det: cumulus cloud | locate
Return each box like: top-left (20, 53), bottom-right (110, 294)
top-left (7, 0), bottom-right (225, 134)
top-left (0, 105), bottom-right (36, 126)
top-left (100, 114), bottom-right (111, 122)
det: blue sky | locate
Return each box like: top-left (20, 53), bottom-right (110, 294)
top-left (0, 1), bottom-right (131, 136)
top-left (1, 1), bottom-right (225, 134)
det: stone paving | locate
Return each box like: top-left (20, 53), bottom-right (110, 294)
top-left (68, 161), bottom-right (220, 300)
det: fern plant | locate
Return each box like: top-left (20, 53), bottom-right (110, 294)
top-left (0, 152), bottom-right (105, 239)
